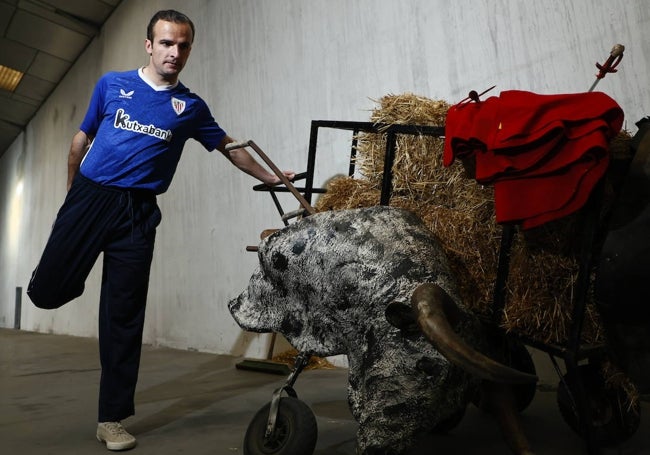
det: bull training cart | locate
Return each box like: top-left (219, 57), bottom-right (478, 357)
top-left (231, 117), bottom-right (643, 455)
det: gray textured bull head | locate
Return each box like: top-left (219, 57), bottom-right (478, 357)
top-left (229, 206), bottom-right (535, 454)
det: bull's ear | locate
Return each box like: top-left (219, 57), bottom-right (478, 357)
top-left (385, 301), bottom-right (419, 335)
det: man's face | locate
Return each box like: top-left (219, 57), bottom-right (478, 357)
top-left (145, 20), bottom-right (193, 83)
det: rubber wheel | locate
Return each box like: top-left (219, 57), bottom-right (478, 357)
top-left (243, 396), bottom-right (318, 455)
top-left (556, 363), bottom-right (641, 447)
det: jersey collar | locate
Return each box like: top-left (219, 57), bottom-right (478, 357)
top-left (138, 67), bottom-right (179, 91)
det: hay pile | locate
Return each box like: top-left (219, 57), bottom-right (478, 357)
top-left (503, 217), bottom-right (603, 344)
top-left (314, 92), bottom-right (629, 346)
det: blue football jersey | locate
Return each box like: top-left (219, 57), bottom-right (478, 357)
top-left (79, 69), bottom-right (227, 194)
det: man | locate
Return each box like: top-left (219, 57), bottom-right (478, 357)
top-left (27, 9), bottom-right (293, 451)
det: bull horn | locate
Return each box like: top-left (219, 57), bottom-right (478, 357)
top-left (411, 283), bottom-right (538, 385)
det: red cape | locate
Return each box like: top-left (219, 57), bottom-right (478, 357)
top-left (444, 90), bottom-right (623, 228)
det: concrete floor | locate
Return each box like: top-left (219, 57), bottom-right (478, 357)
top-left (1, 328), bottom-right (648, 455)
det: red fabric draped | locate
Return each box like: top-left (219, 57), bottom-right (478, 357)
top-left (444, 90), bottom-right (623, 229)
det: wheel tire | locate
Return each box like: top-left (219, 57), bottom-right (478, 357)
top-left (556, 363), bottom-right (641, 447)
top-left (243, 397), bottom-right (318, 455)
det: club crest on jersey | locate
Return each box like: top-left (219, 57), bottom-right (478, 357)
top-left (171, 97), bottom-right (186, 115)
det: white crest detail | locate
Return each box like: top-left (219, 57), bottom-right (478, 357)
top-left (171, 97), bottom-right (186, 115)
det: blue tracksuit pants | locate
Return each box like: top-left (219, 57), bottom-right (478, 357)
top-left (27, 173), bottom-right (161, 422)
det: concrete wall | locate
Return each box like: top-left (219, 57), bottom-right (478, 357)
top-left (1, 0), bottom-right (649, 364)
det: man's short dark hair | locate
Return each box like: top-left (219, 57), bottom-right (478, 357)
top-left (147, 10), bottom-right (195, 43)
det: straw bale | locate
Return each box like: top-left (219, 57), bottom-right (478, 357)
top-left (354, 94), bottom-right (454, 202)
top-left (502, 226), bottom-right (603, 345)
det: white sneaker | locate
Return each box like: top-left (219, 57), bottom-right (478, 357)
top-left (96, 421), bottom-right (137, 451)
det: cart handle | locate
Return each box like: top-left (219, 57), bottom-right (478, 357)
top-left (225, 140), bottom-right (316, 215)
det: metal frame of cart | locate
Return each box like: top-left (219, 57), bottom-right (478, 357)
top-left (241, 119), bottom-right (639, 455)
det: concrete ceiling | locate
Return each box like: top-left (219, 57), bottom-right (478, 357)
top-left (0, 0), bottom-right (122, 159)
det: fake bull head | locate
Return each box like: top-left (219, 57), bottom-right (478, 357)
top-left (229, 206), bottom-right (536, 454)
